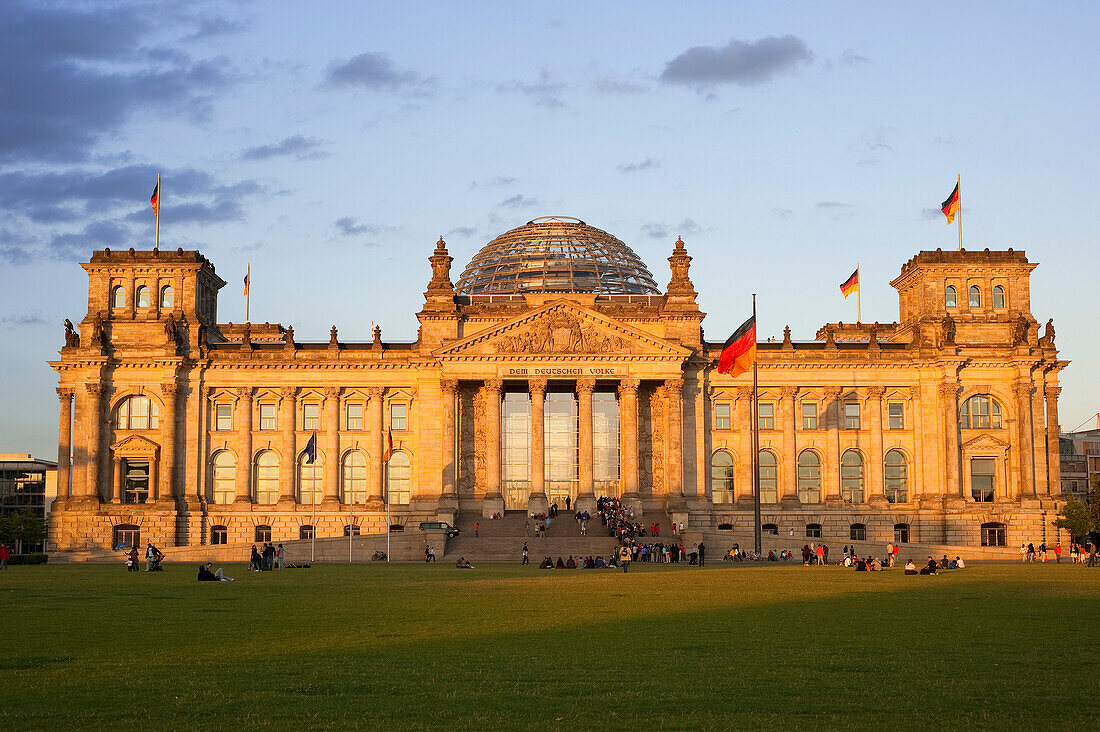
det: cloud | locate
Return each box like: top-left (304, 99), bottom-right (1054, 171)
top-left (334, 217), bottom-right (383, 237)
top-left (840, 50), bottom-right (870, 66)
top-left (0, 313), bottom-right (45, 326)
top-left (773, 207), bottom-right (795, 219)
top-left (499, 195), bottom-right (539, 209)
top-left (469, 176), bottom-right (516, 190)
top-left (660, 35), bottom-right (811, 86)
top-left (641, 224), bottom-right (668, 240)
top-left (241, 135), bottom-right (326, 161)
top-left (858, 127), bottom-right (894, 154)
top-left (497, 68), bottom-right (566, 109)
top-left (447, 226), bottom-right (478, 237)
top-left (642, 218), bottom-right (700, 240)
top-left (0, 2), bottom-right (238, 163)
top-left (181, 15), bottom-right (249, 42)
top-left (48, 220), bottom-right (132, 259)
top-left (617, 158), bottom-right (660, 174)
top-left (590, 77), bottom-right (647, 95)
top-left (323, 52), bottom-right (430, 93)
top-left (816, 201), bottom-right (850, 209)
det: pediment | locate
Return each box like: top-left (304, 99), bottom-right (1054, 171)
top-left (961, 433), bottom-right (1010, 452)
top-left (110, 434), bottom-right (160, 456)
top-left (437, 300), bottom-right (690, 358)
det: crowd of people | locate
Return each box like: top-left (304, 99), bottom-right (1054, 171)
top-left (249, 543), bottom-right (284, 571)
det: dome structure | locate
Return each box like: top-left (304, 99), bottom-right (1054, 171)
top-left (454, 216), bottom-right (660, 296)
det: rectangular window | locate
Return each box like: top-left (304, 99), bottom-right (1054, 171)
top-left (346, 403), bottom-right (363, 431)
top-left (259, 403), bottom-right (276, 431)
top-left (801, 403), bottom-right (818, 430)
top-left (971, 457), bottom-right (995, 502)
top-left (390, 402), bottom-right (407, 430)
top-left (888, 402), bottom-right (904, 430)
top-left (714, 402), bottom-right (730, 430)
top-left (845, 403), bottom-right (861, 430)
top-left (303, 403), bottom-right (320, 430)
top-left (123, 459), bottom-right (150, 504)
top-left (215, 404), bottom-right (232, 431)
top-left (758, 403), bottom-right (774, 430)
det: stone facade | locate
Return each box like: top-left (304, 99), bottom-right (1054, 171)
top-left (48, 234), bottom-right (1067, 552)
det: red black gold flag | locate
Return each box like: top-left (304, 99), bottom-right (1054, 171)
top-left (243, 267), bottom-right (250, 297)
top-left (150, 181), bottom-right (160, 217)
top-left (941, 182), bottom-right (960, 224)
top-left (716, 315), bottom-right (756, 377)
top-left (840, 268), bottom-right (859, 298)
top-left (382, 429), bottom-right (394, 463)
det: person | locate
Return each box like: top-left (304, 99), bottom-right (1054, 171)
top-left (521, 543), bottom-right (529, 565)
top-left (555, 557), bottom-right (565, 569)
top-left (474, 522), bottom-right (479, 538)
top-left (524, 520), bottom-right (529, 537)
top-left (456, 557), bottom-right (473, 569)
top-left (920, 557), bottom-right (938, 575)
top-left (262, 543), bottom-right (275, 571)
top-left (1054, 543), bottom-right (1062, 563)
top-left (904, 560), bottom-right (917, 575)
top-left (250, 545), bottom-right (261, 571)
top-left (566, 555), bottom-right (577, 569)
top-left (814, 544), bottom-right (824, 566)
top-left (855, 558), bottom-right (867, 571)
top-left (146, 543), bottom-right (164, 571)
top-left (1020, 543), bottom-right (1027, 562)
top-left (1026, 543), bottom-right (1036, 562)
top-left (679, 520), bottom-right (684, 534)
top-left (428, 546), bottom-right (436, 562)
top-left (128, 546), bottom-right (139, 572)
top-left (1038, 543), bottom-right (1047, 562)
top-left (1070, 544), bottom-right (1079, 564)
top-left (892, 544), bottom-right (900, 565)
top-left (0, 543), bottom-right (8, 570)
top-left (619, 544), bottom-right (632, 573)
top-left (276, 543), bottom-right (284, 570)
top-left (698, 541), bottom-right (706, 567)
top-left (425, 544), bottom-right (432, 563)
top-left (1087, 542), bottom-right (1098, 567)
top-left (565, 496), bottom-right (571, 512)
top-left (540, 556), bottom-right (554, 569)
top-left (822, 544), bottom-right (829, 564)
top-left (198, 563), bottom-right (217, 581)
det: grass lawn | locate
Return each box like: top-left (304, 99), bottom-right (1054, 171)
top-left (0, 562), bottom-right (1097, 730)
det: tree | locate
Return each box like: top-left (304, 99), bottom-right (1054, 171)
top-left (0, 511), bottom-right (45, 553)
top-left (1054, 495), bottom-right (1094, 540)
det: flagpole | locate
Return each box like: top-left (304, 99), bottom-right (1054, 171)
top-left (311, 431), bottom-right (317, 563)
top-left (385, 464), bottom-right (391, 563)
top-left (957, 174), bottom-right (962, 251)
top-left (349, 484), bottom-right (354, 563)
top-left (752, 293), bottom-right (762, 557)
top-left (856, 263), bottom-right (861, 323)
top-left (154, 173), bottom-right (161, 250)
top-left (245, 263), bottom-right (251, 323)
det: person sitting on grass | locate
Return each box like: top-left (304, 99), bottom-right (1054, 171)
top-left (455, 557), bottom-right (474, 569)
top-left (869, 557), bottom-right (882, 571)
top-left (919, 557), bottom-right (938, 575)
top-left (855, 557), bottom-right (868, 571)
top-left (197, 562), bottom-right (235, 581)
top-left (566, 556), bottom-right (577, 569)
top-left (595, 556), bottom-right (607, 568)
top-left (555, 557), bottom-right (565, 569)
top-left (904, 560), bottom-right (917, 575)
top-left (540, 557), bottom-right (554, 569)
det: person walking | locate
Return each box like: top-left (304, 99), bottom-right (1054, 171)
top-left (619, 544), bottom-right (632, 573)
top-left (698, 541), bottom-right (706, 567)
top-left (0, 543), bottom-right (8, 570)
top-left (474, 522), bottom-right (480, 538)
top-left (276, 543), bottom-right (284, 570)
top-left (1054, 543), bottom-right (1062, 563)
top-left (814, 544), bottom-right (824, 566)
top-left (522, 543), bottom-right (529, 565)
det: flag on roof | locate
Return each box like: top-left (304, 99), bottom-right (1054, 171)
top-left (941, 182), bottom-right (960, 224)
top-left (840, 268), bottom-right (859, 298)
top-left (716, 315), bottom-right (756, 378)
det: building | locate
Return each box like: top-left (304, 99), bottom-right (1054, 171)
top-left (0, 454), bottom-right (58, 552)
top-left (1060, 427), bottom-right (1100, 497)
top-left (48, 216), bottom-right (1066, 552)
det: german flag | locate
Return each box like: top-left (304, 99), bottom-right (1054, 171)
top-left (840, 268), bottom-right (859, 299)
top-left (941, 182), bottom-right (960, 224)
top-left (150, 180), bottom-right (160, 217)
top-left (382, 429), bottom-right (394, 463)
top-left (243, 265), bottom-right (250, 296)
top-left (716, 315), bottom-right (756, 377)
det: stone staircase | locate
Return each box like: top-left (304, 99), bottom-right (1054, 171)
top-left (445, 511), bottom-right (621, 563)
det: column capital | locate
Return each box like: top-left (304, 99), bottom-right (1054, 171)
top-left (823, 387), bottom-right (842, 401)
top-left (235, 386), bottom-right (252, 400)
top-left (1012, 380), bottom-right (1032, 400)
top-left (85, 382), bottom-right (108, 397)
top-left (57, 387), bottom-right (74, 401)
top-left (663, 377), bottom-right (684, 393)
top-left (280, 386), bottom-right (297, 401)
top-left (1045, 385), bottom-right (1062, 401)
top-left (366, 386), bottom-right (385, 401)
top-left (617, 377), bottom-right (639, 397)
top-left (441, 379), bottom-right (459, 396)
top-left (939, 383), bottom-right (960, 399)
top-left (780, 386), bottom-right (798, 401)
top-left (484, 378), bottom-right (504, 395)
top-left (160, 382), bottom-right (181, 397)
top-left (323, 386), bottom-right (341, 400)
top-left (866, 385), bottom-right (886, 400)
top-left (576, 377), bottom-right (596, 395)
top-left (528, 377), bottom-right (547, 396)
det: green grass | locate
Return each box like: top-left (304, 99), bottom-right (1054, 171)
top-left (1, 562), bottom-right (1097, 730)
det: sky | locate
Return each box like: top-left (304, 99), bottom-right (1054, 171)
top-left (2, 0), bottom-right (1098, 458)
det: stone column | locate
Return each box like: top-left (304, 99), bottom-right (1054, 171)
top-left (576, 378), bottom-right (595, 513)
top-left (159, 382), bottom-right (180, 504)
top-left (279, 386), bottom-right (297, 504)
top-left (941, 382), bottom-right (962, 500)
top-left (56, 388), bottom-right (74, 501)
top-left (323, 387), bottom-right (340, 505)
top-left (735, 387), bottom-right (754, 503)
top-left (866, 386), bottom-right (886, 504)
top-left (780, 387), bottom-right (798, 503)
top-left (528, 378), bottom-right (547, 513)
top-left (82, 383), bottom-right (107, 503)
top-left (1045, 385), bottom-right (1061, 497)
top-left (482, 379), bottom-right (504, 517)
top-left (824, 387), bottom-right (842, 502)
top-left (441, 379), bottom-right (458, 499)
top-left (665, 378), bottom-right (684, 498)
top-left (618, 379), bottom-right (640, 499)
top-left (1013, 380), bottom-right (1034, 499)
top-left (112, 457), bottom-right (122, 503)
top-left (1031, 382), bottom-right (1049, 498)
top-left (366, 388), bottom-right (385, 502)
top-left (235, 387), bottom-right (253, 504)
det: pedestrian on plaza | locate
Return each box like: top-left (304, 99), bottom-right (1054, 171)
top-left (679, 520), bottom-right (684, 534)
top-left (0, 543), bottom-right (8, 570)
top-left (619, 544), bottom-right (632, 573)
top-left (524, 521), bottom-right (530, 537)
top-left (698, 541), bottom-right (706, 567)
top-left (814, 544), bottom-right (824, 566)
top-left (522, 543), bottom-right (529, 565)
top-left (276, 543), bottom-right (284, 570)
top-left (128, 546), bottom-right (139, 572)
top-left (565, 496), bottom-right (571, 512)
top-left (1020, 543), bottom-right (1027, 562)
top-left (823, 545), bottom-right (829, 564)
top-left (474, 522), bottom-right (479, 538)
top-left (1054, 543), bottom-right (1062, 563)
top-left (1027, 543), bottom-right (1036, 562)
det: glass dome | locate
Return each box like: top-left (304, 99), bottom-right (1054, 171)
top-left (454, 217), bottom-right (659, 295)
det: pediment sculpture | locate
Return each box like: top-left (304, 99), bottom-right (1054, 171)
top-left (492, 310), bottom-right (631, 354)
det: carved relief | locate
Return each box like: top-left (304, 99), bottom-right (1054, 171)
top-left (458, 386), bottom-right (476, 496)
top-left (493, 310), bottom-right (631, 354)
top-left (638, 385), bottom-right (654, 497)
top-left (473, 387), bottom-right (488, 494)
top-left (649, 386), bottom-right (666, 497)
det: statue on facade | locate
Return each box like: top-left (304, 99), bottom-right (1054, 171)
top-left (373, 325), bottom-right (383, 346)
top-left (941, 314), bottom-right (956, 345)
top-left (782, 325), bottom-right (792, 347)
top-left (63, 319), bottom-right (79, 348)
top-left (329, 325), bottom-right (338, 346)
top-left (163, 312), bottom-right (177, 344)
top-left (284, 325), bottom-right (295, 349)
top-left (1014, 316), bottom-right (1030, 345)
top-left (868, 322), bottom-right (880, 347)
top-left (89, 312), bottom-right (105, 346)
top-left (241, 322), bottom-right (252, 349)
top-left (1040, 318), bottom-right (1056, 347)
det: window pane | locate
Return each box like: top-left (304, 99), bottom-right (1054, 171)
top-left (802, 403), bottom-right (817, 430)
top-left (212, 451), bottom-right (235, 505)
top-left (711, 451), bottom-right (734, 503)
top-left (758, 451), bottom-right (777, 503)
top-left (123, 459), bottom-right (149, 504)
top-left (715, 402), bottom-right (730, 430)
top-left (845, 403), bottom-right (860, 429)
top-left (255, 451), bottom-right (279, 504)
top-left (391, 402), bottom-right (407, 430)
top-left (215, 404), bottom-right (232, 431)
top-left (544, 391), bottom-right (578, 503)
top-left (136, 286), bottom-right (149, 308)
top-left (758, 402), bottom-right (774, 430)
top-left (501, 392), bottom-right (530, 504)
top-left (299, 456), bottom-right (323, 504)
top-left (884, 450), bottom-right (908, 503)
top-left (993, 286), bottom-right (1005, 308)
top-left (888, 402), bottom-right (904, 430)
top-left (259, 404), bottom-right (276, 430)
top-left (160, 286), bottom-right (174, 308)
top-left (387, 451), bottom-right (410, 504)
top-left (303, 403), bottom-right (320, 430)
top-left (841, 450), bottom-right (864, 503)
top-left (969, 286), bottom-right (980, 308)
top-left (945, 286), bottom-right (956, 308)
top-left (346, 403), bottom-right (363, 430)
top-left (592, 392), bottom-right (619, 493)
top-left (797, 451), bottom-right (821, 503)
top-left (971, 457), bottom-right (995, 502)
top-left (112, 286), bottom-right (126, 308)
top-left (343, 451), bottom-right (367, 503)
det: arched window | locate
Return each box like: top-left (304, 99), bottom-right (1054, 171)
top-left (710, 450), bottom-right (734, 503)
top-left (160, 285), bottom-right (174, 308)
top-left (841, 450), bottom-right (864, 503)
top-left (136, 285), bottom-right (150, 308)
top-left (980, 522), bottom-right (1006, 547)
top-left (797, 450), bottom-right (821, 503)
top-left (298, 454), bottom-right (324, 505)
top-left (299, 524), bottom-right (314, 540)
top-left (342, 451), bottom-right (367, 503)
top-left (992, 285), bottom-right (1005, 308)
top-left (945, 285), bottom-right (956, 308)
top-left (762, 523), bottom-right (779, 535)
top-left (211, 451), bottom-right (235, 505)
top-left (758, 450), bottom-right (778, 503)
top-left (806, 523), bottom-right (822, 538)
top-left (116, 395), bottom-right (160, 430)
top-left (960, 395), bottom-right (1002, 429)
top-left (113, 524), bottom-right (140, 550)
top-left (111, 285), bottom-right (126, 308)
top-left (884, 450), bottom-right (908, 503)
top-left (344, 524), bottom-right (361, 537)
top-left (255, 524), bottom-right (272, 543)
top-left (968, 285), bottom-right (980, 308)
top-left (210, 525), bottom-right (228, 545)
top-left (254, 451), bottom-right (279, 505)
top-left (894, 523), bottom-right (910, 544)
top-left (850, 523), bottom-right (867, 541)
top-left (387, 451), bottom-right (410, 504)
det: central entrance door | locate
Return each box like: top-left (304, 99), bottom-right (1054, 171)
top-left (547, 481), bottom-right (576, 509)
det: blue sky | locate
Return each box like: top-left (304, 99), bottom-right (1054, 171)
top-left (2, 0), bottom-right (1098, 457)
